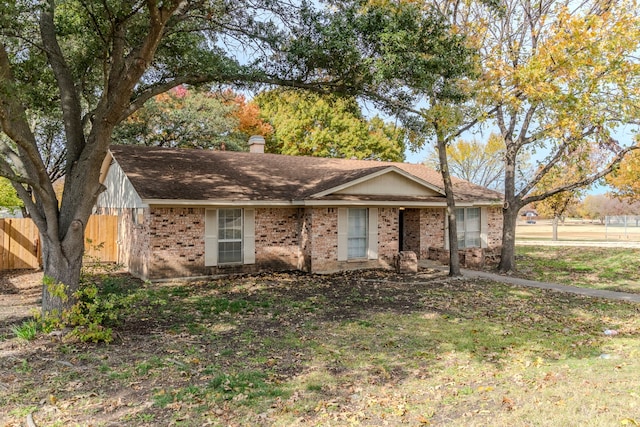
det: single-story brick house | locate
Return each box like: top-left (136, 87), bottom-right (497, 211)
top-left (96, 139), bottom-right (503, 280)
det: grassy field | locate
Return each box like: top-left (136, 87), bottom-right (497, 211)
top-left (516, 219), bottom-right (640, 242)
top-left (2, 260), bottom-right (640, 427)
top-left (516, 246), bottom-right (640, 294)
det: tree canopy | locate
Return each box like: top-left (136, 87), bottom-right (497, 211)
top-left (424, 134), bottom-right (505, 190)
top-left (255, 90), bottom-right (406, 161)
top-left (425, 0), bottom-right (640, 271)
top-left (607, 146), bottom-right (640, 200)
top-left (0, 0), bottom-right (474, 313)
top-left (114, 87), bottom-right (272, 151)
top-left (0, 177), bottom-right (22, 211)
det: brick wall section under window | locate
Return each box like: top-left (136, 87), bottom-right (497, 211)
top-left (148, 207), bottom-right (205, 278)
top-left (254, 207), bottom-right (300, 270)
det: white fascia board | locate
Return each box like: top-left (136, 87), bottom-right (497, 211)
top-left (99, 151), bottom-right (114, 185)
top-left (143, 198), bottom-right (501, 208)
top-left (467, 201), bottom-right (504, 207)
top-left (309, 166), bottom-right (445, 198)
top-left (292, 200), bottom-right (450, 208)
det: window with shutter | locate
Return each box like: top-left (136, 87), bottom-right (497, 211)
top-left (455, 207), bottom-right (481, 248)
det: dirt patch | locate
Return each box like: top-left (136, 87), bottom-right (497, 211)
top-left (1, 267), bottom-right (637, 426)
top-left (0, 268), bottom-right (457, 426)
top-left (0, 270), bottom-right (42, 334)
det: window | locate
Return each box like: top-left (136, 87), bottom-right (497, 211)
top-left (218, 208), bottom-right (242, 264)
top-left (205, 208), bottom-right (254, 267)
top-left (456, 207), bottom-right (481, 248)
top-left (347, 208), bottom-right (368, 258)
top-left (337, 207), bottom-right (377, 262)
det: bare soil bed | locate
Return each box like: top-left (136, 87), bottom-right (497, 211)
top-left (0, 270), bottom-right (42, 333)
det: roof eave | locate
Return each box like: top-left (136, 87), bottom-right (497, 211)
top-left (141, 198), bottom-right (502, 208)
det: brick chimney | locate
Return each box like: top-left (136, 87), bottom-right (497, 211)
top-left (248, 135), bottom-right (265, 154)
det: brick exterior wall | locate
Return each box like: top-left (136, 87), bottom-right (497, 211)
top-left (486, 206), bottom-right (503, 248)
top-left (307, 207), bottom-right (399, 273)
top-left (254, 208), bottom-right (300, 270)
top-left (148, 207), bottom-right (205, 278)
top-left (306, 207), bottom-right (339, 272)
top-left (420, 208), bottom-right (446, 258)
top-left (377, 207), bottom-right (399, 266)
top-left (109, 204), bottom-right (501, 280)
top-left (402, 209), bottom-right (421, 254)
top-left (426, 206), bottom-right (503, 268)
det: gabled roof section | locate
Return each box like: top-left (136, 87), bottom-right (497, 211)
top-left (107, 145), bottom-right (503, 204)
top-left (310, 166), bottom-right (444, 198)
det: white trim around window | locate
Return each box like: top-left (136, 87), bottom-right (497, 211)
top-left (456, 207), bottom-right (481, 249)
top-left (338, 207), bottom-right (378, 261)
top-left (204, 208), bottom-right (256, 267)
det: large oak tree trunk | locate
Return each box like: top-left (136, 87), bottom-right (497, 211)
top-left (40, 219), bottom-right (87, 314)
top-left (436, 130), bottom-right (461, 277)
top-left (498, 205), bottom-right (520, 272)
top-left (498, 137), bottom-right (519, 273)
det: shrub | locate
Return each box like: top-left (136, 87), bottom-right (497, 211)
top-left (12, 320), bottom-right (39, 341)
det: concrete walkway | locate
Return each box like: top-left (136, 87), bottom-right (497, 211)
top-left (421, 261), bottom-right (640, 303)
top-left (460, 268), bottom-right (640, 303)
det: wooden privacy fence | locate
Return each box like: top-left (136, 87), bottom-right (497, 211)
top-left (0, 215), bottom-right (118, 271)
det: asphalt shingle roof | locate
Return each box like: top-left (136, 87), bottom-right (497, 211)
top-left (108, 145), bottom-right (503, 204)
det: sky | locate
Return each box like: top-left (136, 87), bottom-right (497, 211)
top-left (405, 145), bottom-right (432, 164)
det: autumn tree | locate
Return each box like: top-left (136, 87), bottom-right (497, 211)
top-left (232, 92), bottom-right (274, 143)
top-left (424, 133), bottom-right (506, 190)
top-left (607, 141), bottom-right (640, 200)
top-left (114, 87), bottom-right (273, 151)
top-left (254, 90), bottom-right (406, 161)
top-left (579, 194), bottom-right (640, 224)
top-left (531, 147), bottom-right (600, 239)
top-left (0, 1), bottom-right (473, 313)
top-left (432, 0), bottom-right (640, 272)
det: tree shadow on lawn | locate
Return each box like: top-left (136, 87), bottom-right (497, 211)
top-left (1, 268), bottom-right (638, 426)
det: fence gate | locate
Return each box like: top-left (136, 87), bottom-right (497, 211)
top-left (0, 215), bottom-right (118, 271)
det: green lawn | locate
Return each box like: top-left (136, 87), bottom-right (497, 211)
top-left (1, 264), bottom-right (640, 426)
top-left (515, 246), bottom-right (640, 294)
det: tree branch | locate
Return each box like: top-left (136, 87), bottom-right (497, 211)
top-left (39, 0), bottom-right (86, 166)
top-left (522, 145), bottom-right (640, 206)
